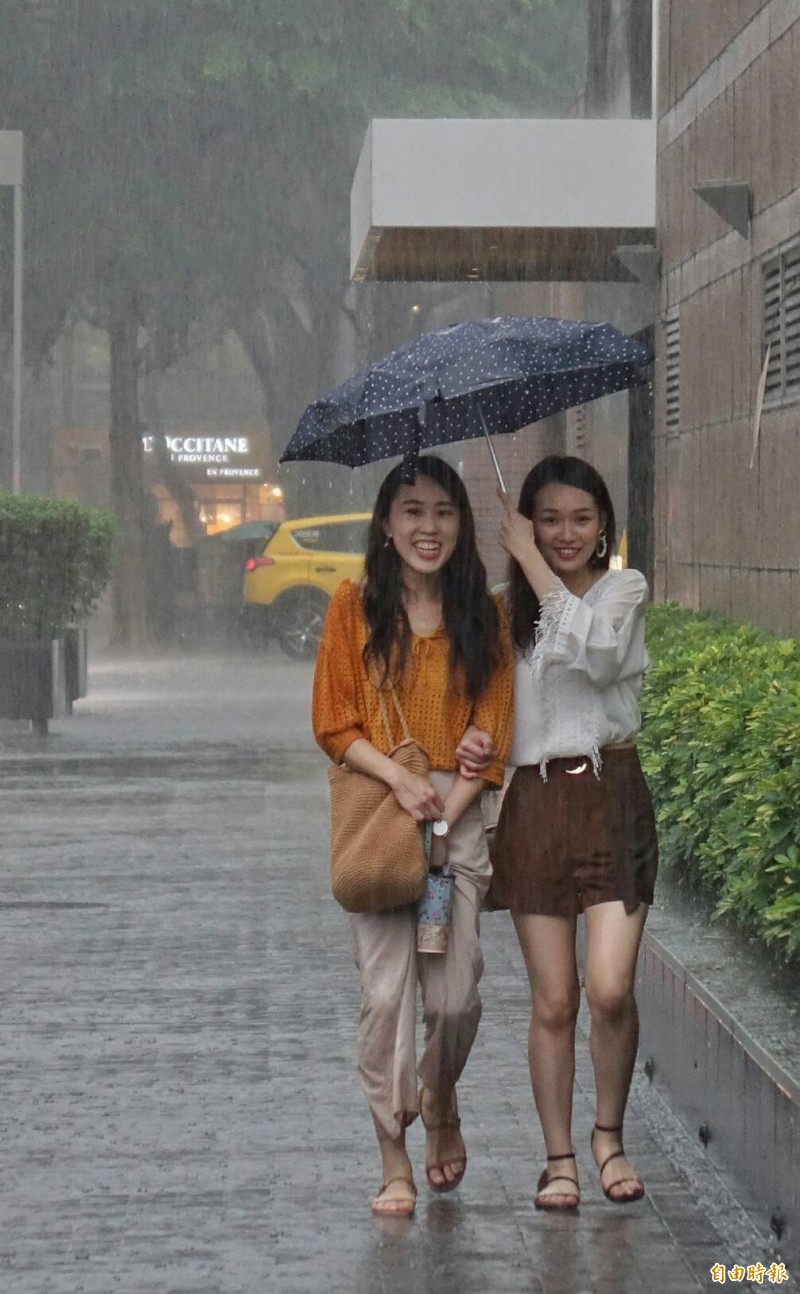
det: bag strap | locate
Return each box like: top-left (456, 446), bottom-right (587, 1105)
top-left (376, 688), bottom-right (395, 747)
top-left (388, 680), bottom-right (413, 740)
top-left (375, 679), bottom-right (413, 746)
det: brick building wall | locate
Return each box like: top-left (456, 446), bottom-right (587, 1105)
top-left (654, 0), bottom-right (800, 634)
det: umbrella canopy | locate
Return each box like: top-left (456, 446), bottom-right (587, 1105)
top-left (280, 315), bottom-right (652, 474)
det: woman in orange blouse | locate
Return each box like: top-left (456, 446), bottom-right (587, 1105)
top-left (313, 454), bottom-right (513, 1218)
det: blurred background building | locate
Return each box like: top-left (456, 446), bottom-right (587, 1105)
top-left (29, 322), bottom-right (285, 544)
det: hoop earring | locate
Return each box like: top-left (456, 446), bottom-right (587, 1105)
top-left (595, 532), bottom-right (608, 560)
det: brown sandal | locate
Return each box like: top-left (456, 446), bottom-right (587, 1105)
top-left (534, 1152), bottom-right (580, 1211)
top-left (591, 1124), bottom-right (645, 1204)
top-left (371, 1176), bottom-right (417, 1217)
top-left (419, 1086), bottom-right (467, 1193)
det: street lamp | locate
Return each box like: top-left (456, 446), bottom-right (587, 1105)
top-left (0, 131), bottom-right (23, 494)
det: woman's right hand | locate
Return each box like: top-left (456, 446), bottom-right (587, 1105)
top-left (497, 487), bottom-right (561, 602)
top-left (390, 769), bottom-right (445, 822)
top-left (497, 488), bottom-right (536, 562)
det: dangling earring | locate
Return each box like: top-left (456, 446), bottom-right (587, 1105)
top-left (595, 532), bottom-right (608, 560)
top-left (383, 537), bottom-right (391, 549)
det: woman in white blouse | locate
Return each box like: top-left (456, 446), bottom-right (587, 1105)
top-left (487, 455), bottom-right (658, 1211)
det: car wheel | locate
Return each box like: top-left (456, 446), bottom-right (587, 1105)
top-left (276, 589), bottom-right (329, 660)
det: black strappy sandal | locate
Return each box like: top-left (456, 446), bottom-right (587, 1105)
top-left (419, 1086), bottom-right (467, 1193)
top-left (534, 1152), bottom-right (580, 1211)
top-left (591, 1124), bottom-right (645, 1204)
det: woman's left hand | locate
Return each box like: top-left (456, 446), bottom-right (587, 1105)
top-left (456, 724), bottom-right (495, 780)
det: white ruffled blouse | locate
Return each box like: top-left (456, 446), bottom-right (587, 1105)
top-left (509, 568), bottom-right (649, 778)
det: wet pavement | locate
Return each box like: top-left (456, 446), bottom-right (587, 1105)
top-left (0, 649), bottom-right (782, 1293)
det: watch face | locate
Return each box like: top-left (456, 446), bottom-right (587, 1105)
top-left (433, 819), bottom-right (449, 838)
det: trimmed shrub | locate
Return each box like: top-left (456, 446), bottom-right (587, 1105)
top-left (641, 603), bottom-right (800, 964)
top-left (0, 494), bottom-right (117, 642)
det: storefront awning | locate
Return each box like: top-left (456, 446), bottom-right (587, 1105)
top-left (351, 118), bottom-right (656, 283)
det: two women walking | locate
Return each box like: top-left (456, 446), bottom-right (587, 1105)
top-left (312, 451), bottom-right (657, 1216)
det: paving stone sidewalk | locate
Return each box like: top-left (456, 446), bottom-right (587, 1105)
top-left (0, 651), bottom-right (780, 1294)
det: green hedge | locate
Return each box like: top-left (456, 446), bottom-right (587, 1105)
top-left (0, 494), bottom-right (118, 642)
top-left (640, 603), bottom-right (800, 964)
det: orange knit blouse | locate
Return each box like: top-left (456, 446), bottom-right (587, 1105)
top-left (312, 580), bottom-right (514, 786)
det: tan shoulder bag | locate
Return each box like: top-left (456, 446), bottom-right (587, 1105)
top-left (328, 684), bottom-right (429, 913)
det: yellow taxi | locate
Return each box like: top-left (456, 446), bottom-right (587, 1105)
top-left (242, 512), bottom-right (370, 658)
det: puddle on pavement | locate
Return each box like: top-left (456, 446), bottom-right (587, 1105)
top-left (0, 746), bottom-right (322, 784)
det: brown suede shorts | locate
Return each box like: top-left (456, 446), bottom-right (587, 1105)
top-left (487, 746), bottom-right (658, 918)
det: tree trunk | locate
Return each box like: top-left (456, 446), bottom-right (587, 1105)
top-left (141, 375), bottom-right (206, 546)
top-left (228, 286), bottom-right (357, 517)
top-left (108, 288), bottom-right (151, 647)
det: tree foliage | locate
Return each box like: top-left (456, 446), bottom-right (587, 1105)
top-left (0, 0), bottom-right (588, 640)
top-left (1, 0), bottom-right (586, 365)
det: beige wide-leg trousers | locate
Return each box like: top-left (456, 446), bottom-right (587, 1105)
top-left (348, 771), bottom-right (492, 1142)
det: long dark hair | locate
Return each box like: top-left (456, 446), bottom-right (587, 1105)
top-left (508, 455), bottom-right (616, 653)
top-left (362, 455), bottom-right (501, 702)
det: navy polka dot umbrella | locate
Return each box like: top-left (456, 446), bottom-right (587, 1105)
top-left (280, 315), bottom-right (653, 487)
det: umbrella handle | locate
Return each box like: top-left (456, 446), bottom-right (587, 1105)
top-left (476, 403), bottom-right (507, 493)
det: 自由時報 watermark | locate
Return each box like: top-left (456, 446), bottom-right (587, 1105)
top-left (710, 1263), bottom-right (789, 1284)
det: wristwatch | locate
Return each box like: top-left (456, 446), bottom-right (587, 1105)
top-left (432, 819), bottom-right (450, 839)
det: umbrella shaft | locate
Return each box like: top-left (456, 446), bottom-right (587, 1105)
top-left (477, 404), bottom-right (507, 493)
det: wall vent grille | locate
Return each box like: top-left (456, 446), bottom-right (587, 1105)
top-left (763, 239), bottom-right (800, 406)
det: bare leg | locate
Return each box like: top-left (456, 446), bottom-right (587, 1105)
top-left (418, 1086), bottom-right (466, 1191)
top-left (583, 900), bottom-right (648, 1201)
top-left (372, 1116), bottom-right (416, 1216)
top-left (512, 913), bottom-right (581, 1206)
